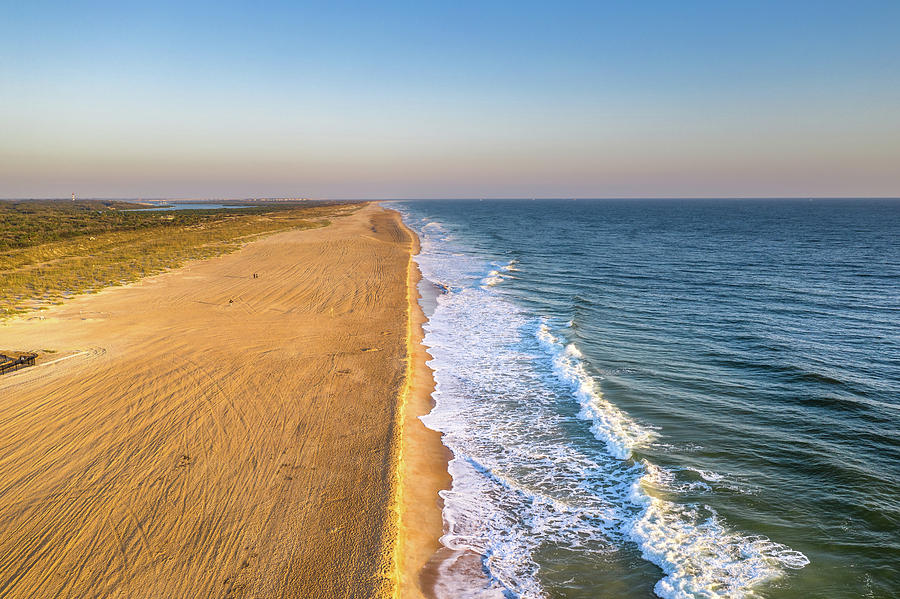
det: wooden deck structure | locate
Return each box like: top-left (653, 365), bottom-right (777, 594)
top-left (0, 353), bottom-right (37, 375)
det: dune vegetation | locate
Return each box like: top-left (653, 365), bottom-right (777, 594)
top-left (0, 200), bottom-right (360, 317)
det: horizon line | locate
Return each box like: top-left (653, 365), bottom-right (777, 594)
top-left (3, 196), bottom-right (900, 202)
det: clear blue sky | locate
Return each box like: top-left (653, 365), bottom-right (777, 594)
top-left (2, 1), bottom-right (898, 198)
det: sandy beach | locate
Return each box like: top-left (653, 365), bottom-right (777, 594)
top-left (395, 221), bottom-right (453, 599)
top-left (0, 203), bottom-right (446, 598)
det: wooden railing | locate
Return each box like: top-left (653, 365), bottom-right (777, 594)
top-left (0, 353), bottom-right (37, 375)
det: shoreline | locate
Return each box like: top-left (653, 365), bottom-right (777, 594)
top-left (391, 210), bottom-right (499, 599)
top-left (392, 210), bottom-right (453, 599)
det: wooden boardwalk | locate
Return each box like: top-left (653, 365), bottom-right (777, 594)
top-left (0, 353), bottom-right (36, 375)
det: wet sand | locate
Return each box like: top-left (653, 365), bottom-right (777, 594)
top-left (0, 204), bottom-right (441, 598)
top-left (395, 219), bottom-right (453, 599)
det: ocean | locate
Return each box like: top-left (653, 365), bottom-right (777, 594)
top-left (394, 199), bottom-right (899, 599)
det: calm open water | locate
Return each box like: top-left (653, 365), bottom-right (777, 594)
top-left (395, 199), bottom-right (899, 599)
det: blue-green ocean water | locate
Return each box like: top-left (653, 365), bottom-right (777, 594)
top-left (395, 199), bottom-right (899, 599)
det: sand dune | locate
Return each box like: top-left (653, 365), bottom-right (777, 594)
top-left (0, 204), bottom-right (421, 598)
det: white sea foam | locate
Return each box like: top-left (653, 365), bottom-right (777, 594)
top-left (536, 322), bottom-right (656, 459)
top-left (398, 206), bottom-right (809, 599)
top-left (481, 270), bottom-right (504, 287)
top-left (535, 322), bottom-right (809, 599)
top-left (695, 469), bottom-right (724, 482)
top-left (629, 463), bottom-right (810, 599)
top-left (420, 284), bottom-right (632, 597)
top-left (481, 260), bottom-right (518, 287)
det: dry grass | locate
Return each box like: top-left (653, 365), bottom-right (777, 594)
top-left (0, 201), bottom-right (361, 317)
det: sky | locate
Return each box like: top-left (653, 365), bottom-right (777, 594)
top-left (2, 1), bottom-right (899, 199)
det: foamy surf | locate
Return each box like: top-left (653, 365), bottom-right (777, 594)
top-left (396, 206), bottom-right (809, 599)
top-left (537, 322), bottom-right (809, 598)
top-left (481, 260), bottom-right (519, 287)
top-left (629, 462), bottom-right (809, 599)
top-left (536, 322), bottom-right (656, 460)
top-left (481, 270), bottom-right (504, 287)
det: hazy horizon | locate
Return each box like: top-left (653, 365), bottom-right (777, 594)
top-left (3, 1), bottom-right (899, 199)
top-left (4, 196), bottom-right (900, 202)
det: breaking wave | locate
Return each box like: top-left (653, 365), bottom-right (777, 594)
top-left (397, 207), bottom-right (809, 599)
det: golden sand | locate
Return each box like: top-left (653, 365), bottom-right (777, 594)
top-left (0, 204), bottom-right (446, 598)
top-left (394, 219), bottom-right (453, 599)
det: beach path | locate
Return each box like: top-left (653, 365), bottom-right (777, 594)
top-left (0, 204), bottom-right (411, 598)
